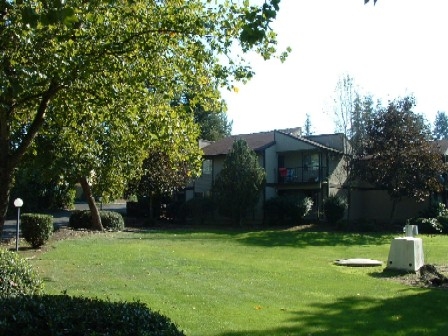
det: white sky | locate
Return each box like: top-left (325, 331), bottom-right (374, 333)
top-left (221, 0), bottom-right (448, 135)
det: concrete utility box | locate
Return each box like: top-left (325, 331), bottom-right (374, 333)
top-left (387, 237), bottom-right (424, 272)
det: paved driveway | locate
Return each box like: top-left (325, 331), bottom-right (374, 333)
top-left (2, 202), bottom-right (126, 239)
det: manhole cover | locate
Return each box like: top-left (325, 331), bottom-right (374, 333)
top-left (334, 258), bottom-right (383, 267)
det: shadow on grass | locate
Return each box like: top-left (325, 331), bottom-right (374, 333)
top-left (217, 289), bottom-right (448, 336)
top-left (236, 230), bottom-right (394, 248)
top-left (122, 223), bottom-right (395, 248)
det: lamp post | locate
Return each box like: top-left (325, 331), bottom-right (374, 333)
top-left (14, 198), bottom-right (23, 252)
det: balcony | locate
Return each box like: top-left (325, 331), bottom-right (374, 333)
top-left (278, 166), bottom-right (325, 184)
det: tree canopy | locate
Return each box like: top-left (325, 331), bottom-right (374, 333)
top-left (356, 96), bottom-right (445, 221)
top-left (213, 139), bottom-right (266, 225)
top-left (0, 0), bottom-right (287, 232)
top-left (433, 111), bottom-right (448, 140)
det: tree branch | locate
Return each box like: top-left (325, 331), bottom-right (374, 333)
top-left (10, 80), bottom-right (63, 168)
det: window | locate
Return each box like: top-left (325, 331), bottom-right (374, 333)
top-left (202, 159), bottom-right (212, 175)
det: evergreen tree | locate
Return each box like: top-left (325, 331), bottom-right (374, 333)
top-left (213, 139), bottom-right (266, 225)
top-left (433, 111), bottom-right (448, 140)
top-left (304, 114), bottom-right (313, 136)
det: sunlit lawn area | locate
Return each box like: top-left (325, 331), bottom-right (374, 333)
top-left (28, 227), bottom-right (448, 335)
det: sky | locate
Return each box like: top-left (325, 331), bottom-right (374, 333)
top-left (221, 0), bottom-right (448, 135)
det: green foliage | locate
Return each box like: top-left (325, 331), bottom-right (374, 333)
top-left (184, 197), bottom-right (215, 224)
top-left (21, 213), bottom-right (54, 248)
top-left (10, 167), bottom-right (75, 214)
top-left (0, 295), bottom-right (185, 336)
top-left (264, 195), bottom-right (313, 225)
top-left (213, 139), bottom-right (266, 225)
top-left (128, 144), bottom-right (201, 201)
top-left (69, 210), bottom-right (124, 231)
top-left (1, 0), bottom-right (286, 234)
top-left (410, 202), bottom-right (448, 233)
top-left (0, 249), bottom-right (43, 298)
top-left (356, 96), bottom-right (445, 219)
top-left (323, 195), bottom-right (347, 225)
top-left (433, 111), bottom-right (448, 140)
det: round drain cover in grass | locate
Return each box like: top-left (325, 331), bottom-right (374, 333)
top-left (334, 258), bottom-right (383, 267)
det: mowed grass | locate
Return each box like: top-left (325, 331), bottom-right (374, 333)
top-left (29, 228), bottom-right (448, 335)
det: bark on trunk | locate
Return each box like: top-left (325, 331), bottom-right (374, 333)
top-left (0, 167), bottom-right (14, 234)
top-left (79, 176), bottom-right (103, 231)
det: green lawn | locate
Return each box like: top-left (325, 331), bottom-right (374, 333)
top-left (29, 228), bottom-right (448, 335)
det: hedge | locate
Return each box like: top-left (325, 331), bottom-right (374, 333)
top-left (69, 210), bottom-right (125, 231)
top-left (0, 295), bottom-right (185, 336)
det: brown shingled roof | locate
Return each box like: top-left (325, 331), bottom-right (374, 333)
top-left (202, 131), bottom-right (276, 156)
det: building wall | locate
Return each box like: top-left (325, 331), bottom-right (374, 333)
top-left (275, 132), bottom-right (315, 152)
top-left (328, 154), bottom-right (347, 188)
top-left (349, 189), bottom-right (429, 223)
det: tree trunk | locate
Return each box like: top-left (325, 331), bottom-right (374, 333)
top-left (79, 176), bottom-right (103, 231)
top-left (0, 80), bottom-right (61, 235)
top-left (0, 166), bottom-right (14, 234)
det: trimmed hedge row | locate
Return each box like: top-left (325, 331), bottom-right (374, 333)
top-left (0, 295), bottom-right (185, 336)
top-left (0, 249), bottom-right (43, 298)
top-left (69, 210), bottom-right (125, 231)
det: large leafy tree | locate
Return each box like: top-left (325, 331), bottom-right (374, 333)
top-left (433, 111), bottom-right (448, 140)
top-left (213, 139), bottom-right (266, 225)
top-left (126, 120), bottom-right (202, 221)
top-left (356, 96), bottom-right (445, 221)
top-left (0, 0), bottom-right (286, 232)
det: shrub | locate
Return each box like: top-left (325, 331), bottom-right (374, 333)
top-left (184, 197), bottom-right (215, 224)
top-left (101, 211), bottom-right (125, 231)
top-left (0, 249), bottom-right (43, 298)
top-left (264, 195), bottom-right (313, 225)
top-left (408, 217), bottom-right (440, 234)
top-left (411, 203), bottom-right (448, 234)
top-left (20, 213), bottom-right (54, 248)
top-left (69, 210), bottom-right (125, 231)
top-left (0, 295), bottom-right (185, 336)
top-left (323, 195), bottom-right (347, 225)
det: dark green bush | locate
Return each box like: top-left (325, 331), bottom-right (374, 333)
top-left (69, 210), bottom-right (125, 231)
top-left (20, 213), bottom-right (54, 248)
top-left (264, 195), bottom-right (313, 225)
top-left (184, 197), bottom-right (215, 224)
top-left (436, 216), bottom-right (448, 232)
top-left (0, 294), bottom-right (185, 336)
top-left (0, 249), bottom-right (43, 298)
top-left (323, 195), bottom-right (347, 225)
top-left (101, 210), bottom-right (125, 231)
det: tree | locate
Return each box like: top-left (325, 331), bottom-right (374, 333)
top-left (331, 74), bottom-right (363, 224)
top-left (356, 96), bottom-right (445, 222)
top-left (174, 93), bottom-right (232, 141)
top-left (433, 111), bottom-right (448, 140)
top-left (194, 106), bottom-right (232, 141)
top-left (213, 139), bottom-right (266, 225)
top-left (0, 0), bottom-right (287, 233)
top-left (333, 74), bottom-right (356, 138)
top-left (127, 127), bottom-right (202, 221)
top-left (304, 113), bottom-right (313, 136)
